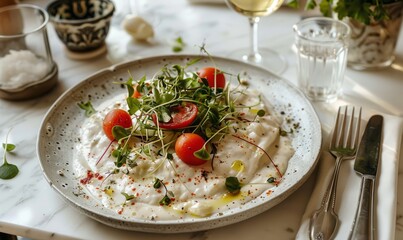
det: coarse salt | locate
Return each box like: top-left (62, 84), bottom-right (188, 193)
top-left (0, 50), bottom-right (50, 89)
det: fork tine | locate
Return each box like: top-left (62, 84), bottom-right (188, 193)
top-left (331, 107), bottom-right (342, 148)
top-left (338, 106), bottom-right (348, 148)
top-left (346, 106), bottom-right (355, 149)
top-left (353, 107), bottom-right (362, 149)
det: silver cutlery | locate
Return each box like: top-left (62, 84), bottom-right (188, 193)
top-left (349, 115), bottom-right (383, 240)
top-left (310, 106), bottom-right (362, 240)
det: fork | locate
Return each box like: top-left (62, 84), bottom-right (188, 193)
top-left (309, 106), bottom-right (362, 240)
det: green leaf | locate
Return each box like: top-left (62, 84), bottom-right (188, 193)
top-left (77, 101), bottom-right (96, 117)
top-left (112, 126), bottom-right (130, 141)
top-left (0, 162), bottom-right (19, 180)
top-left (194, 147), bottom-right (210, 160)
top-left (319, 0), bottom-right (332, 17)
top-left (167, 153), bottom-right (173, 160)
top-left (225, 176), bottom-right (242, 194)
top-left (257, 109), bottom-right (265, 117)
top-left (159, 195), bottom-right (172, 206)
top-left (111, 149), bottom-right (120, 158)
top-left (121, 192), bottom-right (135, 201)
top-left (172, 37), bottom-right (185, 53)
top-left (2, 143), bottom-right (15, 152)
top-left (161, 93), bottom-right (174, 103)
top-left (114, 146), bottom-right (129, 168)
top-left (153, 178), bottom-right (162, 188)
top-left (287, 0), bottom-right (298, 8)
top-left (125, 77), bottom-right (134, 97)
top-left (153, 87), bottom-right (161, 104)
top-left (208, 105), bottom-right (220, 124)
top-left (267, 177), bottom-right (276, 183)
top-left (305, 0), bottom-right (317, 10)
top-left (126, 97), bottom-right (141, 115)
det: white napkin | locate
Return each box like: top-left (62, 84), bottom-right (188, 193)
top-left (296, 111), bottom-right (403, 239)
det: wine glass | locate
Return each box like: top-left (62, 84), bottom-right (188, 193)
top-left (225, 0), bottom-right (286, 74)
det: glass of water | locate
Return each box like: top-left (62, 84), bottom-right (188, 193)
top-left (293, 17), bottom-right (351, 102)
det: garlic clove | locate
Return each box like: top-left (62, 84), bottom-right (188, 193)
top-left (122, 15), bottom-right (154, 41)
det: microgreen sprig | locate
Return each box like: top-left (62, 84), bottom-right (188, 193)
top-left (78, 101), bottom-right (96, 117)
top-left (153, 178), bottom-right (174, 206)
top-left (0, 129), bottom-right (19, 180)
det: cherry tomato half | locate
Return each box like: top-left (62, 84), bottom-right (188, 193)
top-left (175, 133), bottom-right (207, 166)
top-left (152, 102), bottom-right (198, 129)
top-left (132, 85), bottom-right (142, 98)
top-left (103, 109), bottom-right (133, 141)
top-left (197, 67), bottom-right (226, 89)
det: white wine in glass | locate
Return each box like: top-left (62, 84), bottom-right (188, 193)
top-left (225, 0), bottom-right (286, 74)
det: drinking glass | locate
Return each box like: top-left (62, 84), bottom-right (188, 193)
top-left (293, 17), bottom-right (351, 102)
top-left (225, 0), bottom-right (286, 74)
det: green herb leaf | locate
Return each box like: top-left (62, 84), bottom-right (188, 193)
top-left (112, 126), bottom-right (131, 141)
top-left (2, 143), bottom-right (15, 152)
top-left (159, 195), bottom-right (172, 206)
top-left (0, 161), bottom-right (19, 180)
top-left (167, 153), bottom-right (173, 160)
top-left (78, 101), bottom-right (96, 117)
top-left (127, 97), bottom-right (141, 115)
top-left (121, 192), bottom-right (135, 201)
top-left (257, 109), bottom-right (265, 117)
top-left (319, 0), bottom-right (332, 17)
top-left (287, 0), bottom-right (298, 8)
top-left (267, 177), bottom-right (276, 183)
top-left (1, 129), bottom-right (19, 180)
top-left (172, 37), bottom-right (185, 52)
top-left (194, 147), bottom-right (210, 160)
top-left (225, 176), bottom-right (242, 194)
top-left (153, 178), bottom-right (162, 188)
top-left (114, 146), bottom-right (129, 168)
top-left (305, 0), bottom-right (317, 10)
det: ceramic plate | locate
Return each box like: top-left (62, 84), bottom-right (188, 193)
top-left (37, 55), bottom-right (321, 233)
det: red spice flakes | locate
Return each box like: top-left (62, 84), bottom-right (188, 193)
top-left (80, 170), bottom-right (103, 184)
top-left (80, 170), bottom-right (94, 184)
top-left (117, 208), bottom-right (124, 215)
top-left (266, 190), bottom-right (273, 196)
top-left (94, 172), bottom-right (104, 180)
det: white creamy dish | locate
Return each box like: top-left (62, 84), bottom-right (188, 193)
top-left (73, 65), bottom-right (295, 220)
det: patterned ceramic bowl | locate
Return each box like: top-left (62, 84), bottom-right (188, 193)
top-left (46, 0), bottom-right (114, 52)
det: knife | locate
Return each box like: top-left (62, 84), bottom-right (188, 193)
top-left (349, 115), bottom-right (383, 240)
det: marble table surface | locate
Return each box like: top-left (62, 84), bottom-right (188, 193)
top-left (1, 0), bottom-right (403, 239)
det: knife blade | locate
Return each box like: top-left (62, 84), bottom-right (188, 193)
top-left (349, 114), bottom-right (383, 240)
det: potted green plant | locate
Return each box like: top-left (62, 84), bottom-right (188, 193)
top-left (289, 0), bottom-right (403, 69)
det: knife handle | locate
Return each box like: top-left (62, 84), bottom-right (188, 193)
top-left (349, 176), bottom-right (375, 240)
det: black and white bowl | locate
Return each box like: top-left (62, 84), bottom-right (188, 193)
top-left (46, 0), bottom-right (115, 53)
